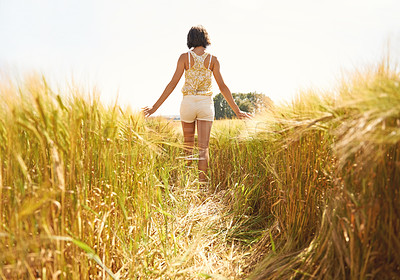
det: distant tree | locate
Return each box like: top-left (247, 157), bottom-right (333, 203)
top-left (213, 92), bottom-right (272, 120)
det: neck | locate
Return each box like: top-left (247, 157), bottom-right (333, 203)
top-left (193, 46), bottom-right (206, 55)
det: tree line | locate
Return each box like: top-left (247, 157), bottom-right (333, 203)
top-left (213, 92), bottom-right (272, 119)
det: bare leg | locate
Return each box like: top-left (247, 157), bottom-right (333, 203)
top-left (181, 121), bottom-right (195, 165)
top-left (197, 120), bottom-right (213, 182)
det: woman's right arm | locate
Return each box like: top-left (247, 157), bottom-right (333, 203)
top-left (212, 57), bottom-right (251, 119)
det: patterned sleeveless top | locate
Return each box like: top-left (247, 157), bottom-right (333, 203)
top-left (181, 51), bottom-right (213, 96)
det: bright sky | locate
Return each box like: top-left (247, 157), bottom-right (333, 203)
top-left (1, 0), bottom-right (399, 115)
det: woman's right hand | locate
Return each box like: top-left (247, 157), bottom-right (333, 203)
top-left (142, 106), bottom-right (156, 117)
top-left (235, 110), bottom-right (252, 119)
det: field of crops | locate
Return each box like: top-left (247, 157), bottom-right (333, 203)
top-left (1, 58), bottom-right (399, 279)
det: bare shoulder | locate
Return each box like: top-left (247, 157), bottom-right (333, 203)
top-left (210, 54), bottom-right (218, 62)
top-left (179, 53), bottom-right (187, 61)
top-left (175, 53), bottom-right (187, 68)
top-left (210, 54), bottom-right (219, 71)
top-left (179, 52), bottom-right (190, 66)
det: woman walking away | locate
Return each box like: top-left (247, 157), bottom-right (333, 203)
top-left (143, 25), bottom-right (250, 183)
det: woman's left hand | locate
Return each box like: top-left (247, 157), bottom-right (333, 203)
top-left (142, 106), bottom-right (156, 117)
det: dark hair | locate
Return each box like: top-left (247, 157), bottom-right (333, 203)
top-left (187, 25), bottom-right (211, 49)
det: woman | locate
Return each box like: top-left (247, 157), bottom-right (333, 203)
top-left (143, 25), bottom-right (250, 183)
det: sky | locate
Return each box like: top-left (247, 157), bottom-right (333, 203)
top-left (0, 0), bottom-right (399, 116)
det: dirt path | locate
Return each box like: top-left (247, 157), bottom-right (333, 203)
top-left (168, 187), bottom-right (251, 279)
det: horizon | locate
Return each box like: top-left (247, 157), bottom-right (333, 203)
top-left (1, 0), bottom-right (399, 115)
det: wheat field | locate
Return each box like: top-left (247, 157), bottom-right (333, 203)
top-left (0, 58), bottom-right (399, 279)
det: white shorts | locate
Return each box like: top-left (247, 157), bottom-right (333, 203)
top-left (180, 95), bottom-right (214, 123)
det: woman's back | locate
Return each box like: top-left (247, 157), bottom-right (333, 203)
top-left (182, 50), bottom-right (213, 96)
top-left (143, 25), bottom-right (250, 183)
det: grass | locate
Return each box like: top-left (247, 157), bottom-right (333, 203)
top-left (0, 73), bottom-right (251, 279)
top-left (210, 59), bottom-right (400, 279)
top-left (0, 57), bottom-right (400, 279)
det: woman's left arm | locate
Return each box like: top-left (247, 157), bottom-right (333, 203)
top-left (143, 54), bottom-right (185, 117)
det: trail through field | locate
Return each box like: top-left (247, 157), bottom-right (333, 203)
top-left (167, 185), bottom-right (251, 279)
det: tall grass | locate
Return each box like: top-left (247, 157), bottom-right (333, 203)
top-left (1, 57), bottom-right (399, 279)
top-left (0, 74), bottom-right (251, 279)
top-left (209, 60), bottom-right (400, 279)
